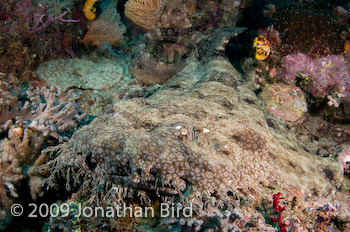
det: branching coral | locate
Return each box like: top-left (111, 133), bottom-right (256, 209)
top-left (20, 86), bottom-right (86, 142)
top-left (0, 126), bottom-right (43, 208)
top-left (0, 78), bottom-right (18, 112)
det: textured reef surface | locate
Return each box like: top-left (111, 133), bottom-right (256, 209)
top-left (41, 29), bottom-right (343, 199)
top-left (1, 0), bottom-right (350, 231)
top-left (30, 27), bottom-right (348, 231)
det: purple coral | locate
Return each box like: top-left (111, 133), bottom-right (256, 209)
top-left (281, 53), bottom-right (350, 98)
top-left (29, 10), bottom-right (79, 34)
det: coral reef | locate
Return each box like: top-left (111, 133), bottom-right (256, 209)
top-left (22, 86), bottom-right (86, 142)
top-left (35, 28), bottom-right (344, 209)
top-left (2, 1), bottom-right (350, 231)
top-left (1, 85), bottom-right (85, 141)
top-left (281, 52), bottom-right (350, 99)
top-left (0, 83), bottom-right (85, 230)
top-left (0, 126), bottom-right (43, 210)
top-left (0, 76), bottom-right (18, 113)
top-left (157, 0), bottom-right (196, 30)
top-left (42, 0), bottom-right (75, 17)
top-left (0, 0), bottom-right (84, 81)
top-left (193, 0), bottom-right (249, 33)
top-left (124, 0), bottom-right (248, 35)
top-left (36, 57), bottom-right (159, 115)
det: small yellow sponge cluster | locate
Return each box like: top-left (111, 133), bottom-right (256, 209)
top-left (253, 35), bottom-right (270, 60)
top-left (83, 0), bottom-right (98, 20)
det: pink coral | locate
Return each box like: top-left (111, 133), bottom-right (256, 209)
top-left (282, 53), bottom-right (350, 98)
top-left (259, 83), bottom-right (307, 122)
top-left (281, 53), bottom-right (350, 98)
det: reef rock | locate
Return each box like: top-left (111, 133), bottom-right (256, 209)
top-left (36, 58), bottom-right (127, 92)
top-left (259, 83), bottom-right (308, 122)
top-left (37, 27), bottom-right (343, 205)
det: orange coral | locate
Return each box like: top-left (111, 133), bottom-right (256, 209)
top-left (124, 0), bottom-right (168, 31)
top-left (83, 20), bottom-right (124, 47)
top-left (83, 2), bottom-right (125, 47)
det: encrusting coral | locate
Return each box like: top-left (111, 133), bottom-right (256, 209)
top-left (259, 83), bottom-right (308, 122)
top-left (281, 52), bottom-right (350, 98)
top-left (34, 27), bottom-right (344, 209)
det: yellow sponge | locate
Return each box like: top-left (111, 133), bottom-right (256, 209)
top-left (83, 0), bottom-right (98, 20)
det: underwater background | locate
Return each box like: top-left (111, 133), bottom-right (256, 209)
top-left (0, 0), bottom-right (350, 231)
